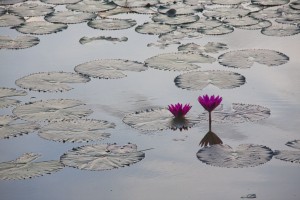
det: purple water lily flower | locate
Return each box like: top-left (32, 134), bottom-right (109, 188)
top-left (198, 95), bottom-right (222, 112)
top-left (168, 103), bottom-right (192, 118)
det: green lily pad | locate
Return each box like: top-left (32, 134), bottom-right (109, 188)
top-left (0, 35), bottom-right (40, 49)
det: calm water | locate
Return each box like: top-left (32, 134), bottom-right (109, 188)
top-left (1, 3), bottom-right (300, 200)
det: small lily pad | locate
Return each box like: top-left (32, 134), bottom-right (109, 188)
top-left (8, 3), bottom-right (54, 17)
top-left (181, 18), bottom-right (223, 30)
top-left (0, 87), bottom-right (27, 98)
top-left (174, 70), bottom-right (246, 90)
top-left (224, 16), bottom-right (260, 27)
top-left (261, 24), bottom-right (300, 36)
top-left (61, 143), bottom-right (145, 171)
top-left (88, 18), bottom-right (136, 30)
top-left (152, 14), bottom-right (200, 25)
top-left (74, 59), bottom-right (147, 79)
top-left (198, 24), bottom-right (234, 35)
top-left (0, 0), bottom-right (27, 5)
top-left (79, 36), bottom-right (128, 44)
top-left (197, 144), bottom-right (273, 168)
top-left (286, 140), bottom-right (300, 150)
top-left (15, 72), bottom-right (90, 92)
top-left (13, 99), bottom-right (93, 122)
top-left (145, 52), bottom-right (216, 71)
top-left (45, 11), bottom-right (96, 24)
top-left (38, 119), bottom-right (115, 143)
top-left (15, 21), bottom-right (68, 35)
top-left (0, 115), bottom-right (40, 139)
top-left (40, 0), bottom-right (83, 5)
top-left (178, 42), bottom-right (228, 54)
top-left (198, 103), bottom-right (271, 123)
top-left (135, 22), bottom-right (176, 35)
top-left (0, 35), bottom-right (40, 49)
top-left (239, 19), bottom-right (272, 30)
top-left (0, 153), bottom-right (63, 180)
top-left (112, 0), bottom-right (158, 7)
top-left (251, 0), bottom-right (290, 6)
top-left (274, 150), bottom-right (300, 163)
top-left (66, 0), bottom-right (117, 13)
top-left (0, 14), bottom-right (25, 27)
top-left (203, 7), bottom-right (250, 19)
top-left (218, 49), bottom-right (289, 68)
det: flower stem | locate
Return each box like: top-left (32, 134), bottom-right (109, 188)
top-left (209, 111), bottom-right (212, 131)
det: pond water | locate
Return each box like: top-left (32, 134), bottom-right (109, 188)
top-left (1, 1), bottom-right (300, 200)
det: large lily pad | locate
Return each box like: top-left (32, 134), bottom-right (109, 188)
top-left (13, 99), bottom-right (93, 122)
top-left (181, 18), bottom-right (223, 30)
top-left (15, 21), bottom-right (68, 35)
top-left (0, 0), bottom-right (26, 5)
top-left (152, 14), bottom-right (200, 25)
top-left (88, 18), bottom-right (136, 30)
top-left (112, 0), bottom-right (158, 7)
top-left (251, 0), bottom-right (290, 6)
top-left (290, 0), bottom-right (300, 10)
top-left (145, 52), bottom-right (216, 71)
top-left (261, 24), bottom-right (300, 36)
top-left (198, 103), bottom-right (271, 123)
top-left (74, 59), bottom-right (147, 79)
top-left (8, 3), bottom-right (54, 17)
top-left (274, 150), bottom-right (300, 163)
top-left (0, 115), bottom-right (40, 139)
top-left (61, 143), bottom-right (145, 171)
top-left (174, 70), bottom-right (246, 90)
top-left (0, 35), bottom-right (40, 49)
top-left (0, 153), bottom-right (63, 180)
top-left (0, 14), bottom-right (25, 27)
top-left (38, 119), bottom-right (115, 143)
top-left (79, 36), bottom-right (128, 44)
top-left (45, 11), bottom-right (96, 24)
top-left (218, 49), bottom-right (289, 68)
top-left (196, 144), bottom-right (273, 168)
top-left (286, 140), bottom-right (300, 150)
top-left (198, 24), bottom-right (234, 35)
top-left (15, 72), bottom-right (90, 92)
top-left (203, 7), bottom-right (250, 19)
top-left (178, 42), bottom-right (228, 54)
top-left (66, 0), bottom-right (117, 13)
top-left (135, 22), bottom-right (176, 35)
top-left (40, 0), bottom-right (83, 5)
top-left (0, 87), bottom-right (27, 98)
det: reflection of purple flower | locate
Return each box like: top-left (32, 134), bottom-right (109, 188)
top-left (168, 103), bottom-right (192, 118)
top-left (198, 95), bottom-right (222, 112)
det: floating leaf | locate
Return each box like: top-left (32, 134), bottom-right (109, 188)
top-left (178, 42), bottom-right (228, 54)
top-left (0, 0), bottom-right (26, 5)
top-left (251, 0), bottom-right (290, 6)
top-left (66, 0), bottom-right (117, 13)
top-left (152, 14), bottom-right (200, 25)
top-left (218, 49), bottom-right (289, 68)
top-left (290, 0), bottom-right (300, 10)
top-left (8, 3), bottom-right (54, 17)
top-left (13, 99), bottom-right (93, 122)
top-left (0, 153), bottom-right (63, 180)
top-left (79, 36), bottom-right (128, 44)
top-left (38, 119), bottom-right (115, 143)
top-left (261, 24), bottom-right (300, 36)
top-left (15, 21), bottom-right (68, 35)
top-left (198, 103), bottom-right (271, 123)
top-left (15, 72), bottom-right (90, 92)
top-left (203, 7), bottom-right (250, 19)
top-left (196, 144), bottom-right (273, 168)
top-left (275, 15), bottom-right (300, 25)
top-left (0, 35), bottom-right (40, 49)
top-left (88, 18), bottom-right (136, 30)
top-left (158, 28), bottom-right (203, 42)
top-left (0, 87), bottom-right (27, 98)
top-left (61, 143), bottom-right (145, 171)
top-left (250, 8), bottom-right (282, 19)
top-left (0, 98), bottom-right (21, 108)
top-left (224, 16), bottom-right (260, 27)
top-left (181, 18), bottom-right (223, 30)
top-left (130, 6), bottom-right (158, 14)
top-left (112, 0), bottom-right (158, 7)
top-left (174, 70), bottom-right (246, 90)
top-left (198, 24), bottom-right (234, 35)
top-left (135, 22), bottom-right (176, 35)
top-left (157, 2), bottom-right (203, 15)
top-left (0, 14), bottom-right (25, 27)
top-left (123, 108), bottom-right (200, 131)
top-left (145, 52), bottom-right (216, 71)
top-left (98, 6), bottom-right (131, 18)
top-left (211, 0), bottom-right (249, 5)
top-left (0, 115), bottom-right (40, 139)
top-left (286, 140), bottom-right (300, 150)
top-left (0, 7), bottom-right (5, 16)
top-left (274, 150), bottom-right (300, 163)
top-left (184, 0), bottom-right (213, 5)
top-left (74, 59), bottom-right (147, 79)
top-left (238, 19), bottom-right (272, 30)
top-left (45, 11), bottom-right (96, 24)
top-left (40, 0), bottom-right (83, 5)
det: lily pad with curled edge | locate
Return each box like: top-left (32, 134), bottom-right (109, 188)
top-left (15, 21), bottom-right (68, 35)
top-left (261, 24), bottom-right (300, 37)
top-left (15, 72), bottom-right (91, 92)
top-left (45, 11), bottom-right (96, 24)
top-left (157, 2), bottom-right (203, 15)
top-left (79, 36), bottom-right (128, 44)
top-left (286, 140), bottom-right (300, 150)
top-left (198, 103), bottom-right (270, 123)
top-left (250, 8), bottom-right (282, 19)
top-left (238, 19), bottom-right (272, 30)
top-left (88, 18), bottom-right (136, 30)
top-left (203, 7), bottom-right (250, 19)
top-left (274, 150), bottom-right (300, 163)
top-left (40, 0), bottom-right (83, 5)
top-left (112, 0), bottom-right (158, 7)
top-left (0, 115), bottom-right (40, 139)
top-left (174, 70), bottom-right (246, 90)
top-left (0, 14), bottom-right (25, 27)
top-left (0, 35), bottom-right (40, 49)
top-left (198, 24), bottom-right (234, 35)
top-left (251, 0), bottom-right (290, 6)
top-left (211, 0), bottom-right (249, 5)
top-left (61, 143), bottom-right (145, 171)
top-left (178, 42), bottom-right (228, 54)
top-left (38, 119), bottom-right (115, 143)
top-left (218, 49), bottom-right (289, 69)
top-left (122, 108), bottom-right (200, 131)
top-left (74, 59), bottom-right (147, 79)
top-left (145, 52), bottom-right (216, 71)
top-left (135, 22), bottom-right (176, 35)
top-left (7, 3), bottom-right (54, 17)
top-left (290, 0), bottom-right (300, 10)
top-left (181, 18), bottom-right (223, 30)
top-left (13, 99), bottom-right (93, 122)
top-left (0, 0), bottom-right (26, 5)
top-left (223, 16), bottom-right (260, 27)
top-left (196, 144), bottom-right (273, 168)
top-left (0, 87), bottom-right (27, 98)
top-left (152, 14), bottom-right (199, 25)
top-left (66, 0), bottom-right (117, 13)
top-left (0, 153), bottom-right (63, 180)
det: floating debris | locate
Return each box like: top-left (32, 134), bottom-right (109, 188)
top-left (79, 36), bottom-right (128, 44)
top-left (241, 194), bottom-right (257, 199)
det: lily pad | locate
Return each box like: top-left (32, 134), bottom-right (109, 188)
top-left (8, 3), bottom-right (54, 17)
top-left (98, 6), bottom-right (131, 18)
top-left (45, 11), bottom-right (96, 24)
top-left (40, 0), bottom-right (83, 5)
top-left (0, 14), bottom-right (25, 27)
top-left (211, 0), bottom-right (249, 4)
top-left (0, 153), bottom-right (63, 180)
top-left (250, 8), bottom-right (282, 19)
top-left (261, 24), bottom-right (300, 36)
top-left (218, 49), bottom-right (289, 68)
top-left (275, 14), bottom-right (300, 25)
top-left (13, 99), bottom-right (93, 122)
top-left (181, 18), bottom-right (223, 30)
top-left (0, 98), bottom-right (22, 108)
top-left (157, 2), bottom-right (203, 15)
top-left (203, 7), bottom-right (250, 19)
top-left (152, 14), bottom-right (200, 25)
top-left (74, 59), bottom-right (147, 79)
top-left (178, 42), bottom-right (228, 54)
top-left (135, 22), bottom-right (176, 35)
top-left (238, 19), bottom-right (272, 30)
top-left (184, 0), bottom-right (213, 5)
top-left (15, 72), bottom-right (90, 92)
top-left (174, 70), bottom-right (246, 90)
top-left (61, 143), bottom-right (145, 171)
top-left (145, 52), bottom-right (216, 71)
top-left (130, 6), bottom-right (158, 14)
top-left (0, 0), bottom-right (27, 5)
top-left (290, 0), bottom-right (300, 10)
top-left (66, 0), bottom-right (117, 13)
top-left (224, 16), bottom-right (260, 27)
top-left (0, 35), bottom-right (40, 49)
top-left (38, 119), bottom-right (115, 143)
top-left (274, 150), bottom-right (300, 163)
top-left (158, 28), bottom-right (203, 42)
top-left (79, 36), bottom-right (128, 44)
top-left (251, 0), bottom-right (290, 6)
top-left (112, 0), bottom-right (158, 7)
top-left (0, 7), bottom-right (4, 16)
top-left (88, 18), bottom-right (136, 30)
top-left (286, 140), bottom-right (300, 150)
top-left (0, 87), bottom-right (27, 98)
top-left (0, 115), bottom-right (40, 139)
top-left (15, 21), bottom-right (68, 35)
top-left (198, 24), bottom-right (234, 35)
top-left (198, 103), bottom-right (271, 123)
top-left (197, 144), bottom-right (273, 168)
